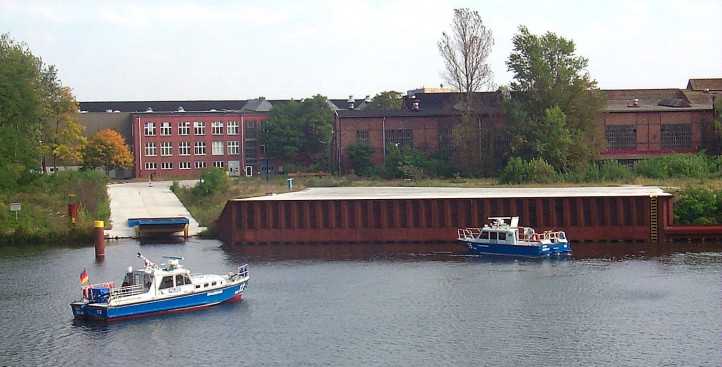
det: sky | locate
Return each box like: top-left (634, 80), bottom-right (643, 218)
top-left (2, 0), bottom-right (721, 101)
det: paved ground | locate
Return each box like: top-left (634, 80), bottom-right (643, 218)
top-left (106, 180), bottom-right (204, 238)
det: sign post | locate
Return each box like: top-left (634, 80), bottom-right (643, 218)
top-left (10, 202), bottom-right (20, 220)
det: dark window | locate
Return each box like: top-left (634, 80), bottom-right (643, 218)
top-left (481, 231), bottom-right (490, 240)
top-left (211, 281), bottom-right (217, 286)
top-left (497, 232), bottom-right (507, 241)
top-left (606, 125), bottom-right (636, 150)
top-left (661, 124), bottom-right (691, 149)
top-left (356, 129), bottom-right (369, 145)
top-left (385, 128), bottom-right (413, 149)
top-left (195, 285), bottom-right (200, 289)
top-left (203, 283), bottom-right (209, 288)
top-left (159, 276), bottom-right (174, 290)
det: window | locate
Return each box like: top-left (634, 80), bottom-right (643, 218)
top-left (605, 125), bottom-right (636, 150)
top-left (480, 231), bottom-right (490, 240)
top-left (144, 162), bottom-right (157, 170)
top-left (179, 161), bottom-right (191, 169)
top-left (160, 122), bottom-right (172, 136)
top-left (158, 276), bottom-right (174, 290)
top-left (212, 141), bottom-right (224, 155)
top-left (160, 142), bottom-right (172, 156)
top-left (144, 142), bottom-right (156, 156)
top-left (245, 140), bottom-right (257, 163)
top-left (175, 274), bottom-right (191, 286)
top-left (211, 281), bottom-right (217, 286)
top-left (195, 161), bottom-right (207, 169)
top-left (661, 124), bottom-right (691, 149)
top-left (179, 141), bottom-right (190, 156)
top-left (194, 121), bottom-right (205, 135)
top-left (161, 162), bottom-right (173, 170)
top-left (227, 141), bottom-right (240, 155)
top-left (244, 120), bottom-right (258, 138)
top-left (179, 121), bottom-right (190, 135)
top-left (194, 141), bottom-right (206, 155)
top-left (213, 161), bottom-right (225, 168)
top-left (498, 232), bottom-right (507, 241)
top-left (212, 121), bottom-right (224, 135)
top-left (203, 283), bottom-right (209, 288)
top-left (356, 129), bottom-right (369, 145)
top-left (385, 128), bottom-right (413, 149)
top-left (144, 122), bottom-right (155, 136)
top-left (227, 121), bottom-right (239, 135)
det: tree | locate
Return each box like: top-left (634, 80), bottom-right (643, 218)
top-left (505, 26), bottom-right (605, 171)
top-left (368, 91), bottom-right (402, 112)
top-left (261, 95), bottom-right (333, 169)
top-left (346, 143), bottom-right (374, 176)
top-left (438, 9), bottom-right (495, 176)
top-left (0, 33), bottom-right (46, 188)
top-left (83, 129), bottom-right (133, 173)
top-left (40, 75), bottom-right (86, 168)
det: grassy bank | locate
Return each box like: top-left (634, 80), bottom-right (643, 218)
top-left (0, 171), bottom-right (110, 244)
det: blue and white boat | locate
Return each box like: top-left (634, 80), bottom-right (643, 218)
top-left (457, 216), bottom-right (571, 257)
top-left (70, 253), bottom-right (249, 321)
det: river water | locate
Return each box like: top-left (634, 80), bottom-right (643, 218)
top-left (0, 239), bottom-right (720, 366)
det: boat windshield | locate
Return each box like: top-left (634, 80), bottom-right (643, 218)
top-left (122, 270), bottom-right (152, 290)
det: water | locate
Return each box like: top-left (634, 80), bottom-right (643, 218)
top-left (0, 239), bottom-right (720, 366)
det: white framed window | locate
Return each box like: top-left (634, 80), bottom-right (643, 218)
top-left (212, 121), bottom-right (224, 135)
top-left (195, 161), bottom-right (207, 169)
top-left (179, 121), bottom-right (190, 135)
top-left (144, 162), bottom-right (157, 170)
top-left (144, 122), bottom-right (156, 136)
top-left (144, 142), bottom-right (157, 156)
top-left (194, 141), bottom-right (206, 155)
top-left (227, 141), bottom-right (240, 155)
top-left (227, 121), bottom-right (239, 135)
top-left (213, 161), bottom-right (225, 168)
top-left (212, 141), bottom-right (224, 155)
top-left (194, 121), bottom-right (205, 135)
top-left (179, 161), bottom-right (191, 169)
top-left (161, 162), bottom-right (173, 170)
top-left (160, 122), bottom-right (172, 136)
top-left (160, 142), bottom-right (172, 156)
top-left (179, 141), bottom-right (190, 156)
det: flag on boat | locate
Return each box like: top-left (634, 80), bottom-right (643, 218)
top-left (80, 269), bottom-right (89, 285)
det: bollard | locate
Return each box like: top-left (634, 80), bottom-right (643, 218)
top-left (94, 220), bottom-right (105, 259)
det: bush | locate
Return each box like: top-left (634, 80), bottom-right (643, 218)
top-left (674, 187), bottom-right (722, 224)
top-left (498, 157), bottom-right (558, 184)
top-left (192, 168), bottom-right (229, 196)
top-left (346, 143), bottom-right (375, 176)
top-left (635, 153), bottom-right (716, 179)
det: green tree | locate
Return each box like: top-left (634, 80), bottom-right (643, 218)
top-left (0, 33), bottom-right (46, 188)
top-left (346, 143), bottom-right (375, 176)
top-left (40, 77), bottom-right (86, 168)
top-left (261, 95), bottom-right (333, 168)
top-left (505, 26), bottom-right (605, 171)
top-left (367, 91), bottom-right (403, 112)
top-left (193, 168), bottom-right (229, 196)
top-left (83, 129), bottom-right (133, 173)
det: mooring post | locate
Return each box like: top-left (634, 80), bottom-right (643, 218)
top-left (184, 224), bottom-right (189, 239)
top-left (94, 220), bottom-right (105, 260)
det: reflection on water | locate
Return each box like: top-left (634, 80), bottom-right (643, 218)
top-left (0, 239), bottom-right (720, 367)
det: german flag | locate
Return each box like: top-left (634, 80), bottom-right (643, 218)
top-left (80, 269), bottom-right (89, 285)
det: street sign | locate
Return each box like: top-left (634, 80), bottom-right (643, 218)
top-left (10, 202), bottom-right (20, 220)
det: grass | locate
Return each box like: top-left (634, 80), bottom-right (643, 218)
top-left (0, 171), bottom-right (110, 244)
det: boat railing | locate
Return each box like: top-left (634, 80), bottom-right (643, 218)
top-left (238, 264), bottom-right (249, 278)
top-left (109, 284), bottom-right (146, 299)
top-left (520, 230), bottom-right (567, 242)
top-left (457, 228), bottom-right (482, 240)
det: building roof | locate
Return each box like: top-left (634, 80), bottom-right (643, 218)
top-left (80, 98), bottom-right (360, 113)
top-left (337, 91), bottom-right (503, 118)
top-left (236, 186), bottom-right (671, 201)
top-left (687, 78), bottom-right (722, 91)
top-left (602, 89), bottom-right (712, 112)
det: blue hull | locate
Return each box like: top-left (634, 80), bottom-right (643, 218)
top-left (71, 283), bottom-right (245, 321)
top-left (462, 240), bottom-right (572, 257)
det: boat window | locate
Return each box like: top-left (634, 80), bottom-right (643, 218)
top-left (195, 285), bottom-right (200, 289)
top-left (159, 276), bottom-right (174, 290)
top-left (204, 283), bottom-right (209, 287)
top-left (498, 232), bottom-right (507, 241)
top-left (175, 274), bottom-right (184, 286)
top-left (211, 281), bottom-right (217, 286)
top-left (480, 231), bottom-right (490, 240)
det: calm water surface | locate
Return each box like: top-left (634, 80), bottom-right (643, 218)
top-left (0, 239), bottom-right (720, 366)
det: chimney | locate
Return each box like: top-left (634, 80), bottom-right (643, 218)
top-left (347, 95), bottom-right (355, 110)
top-left (410, 96), bottom-right (420, 111)
top-left (177, 106), bottom-right (185, 112)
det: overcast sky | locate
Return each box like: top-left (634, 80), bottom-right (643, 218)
top-left (2, 0), bottom-right (721, 101)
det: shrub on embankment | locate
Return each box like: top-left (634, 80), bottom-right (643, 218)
top-left (673, 187), bottom-right (722, 225)
top-left (0, 171), bottom-right (110, 244)
top-left (498, 153), bottom-right (721, 184)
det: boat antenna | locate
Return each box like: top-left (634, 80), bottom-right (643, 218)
top-left (137, 252), bottom-right (157, 268)
top-left (162, 256), bottom-right (184, 260)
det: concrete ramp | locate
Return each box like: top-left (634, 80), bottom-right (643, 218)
top-left (106, 181), bottom-right (204, 238)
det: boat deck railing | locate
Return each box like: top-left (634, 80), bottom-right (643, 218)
top-left (110, 284), bottom-right (146, 299)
